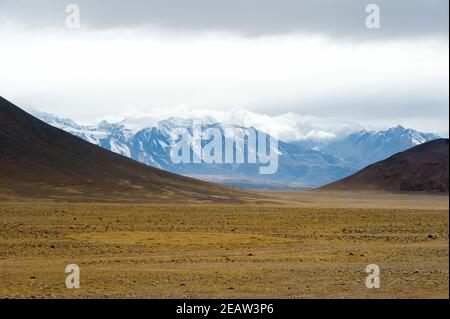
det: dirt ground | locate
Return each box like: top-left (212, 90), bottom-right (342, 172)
top-left (0, 192), bottom-right (448, 299)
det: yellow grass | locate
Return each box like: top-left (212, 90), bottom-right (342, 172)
top-left (0, 192), bottom-right (448, 299)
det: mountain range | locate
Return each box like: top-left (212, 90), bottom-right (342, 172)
top-left (314, 126), bottom-right (441, 168)
top-left (30, 109), bottom-right (441, 189)
top-left (0, 96), bottom-right (257, 203)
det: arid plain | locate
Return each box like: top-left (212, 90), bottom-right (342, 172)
top-left (0, 192), bottom-right (448, 299)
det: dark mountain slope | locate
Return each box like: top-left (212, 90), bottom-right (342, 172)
top-left (319, 139), bottom-right (449, 193)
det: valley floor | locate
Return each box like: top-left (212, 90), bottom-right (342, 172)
top-left (0, 193), bottom-right (448, 298)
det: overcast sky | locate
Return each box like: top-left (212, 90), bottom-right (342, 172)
top-left (0, 0), bottom-right (448, 137)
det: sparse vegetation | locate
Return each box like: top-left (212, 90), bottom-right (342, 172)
top-left (0, 194), bottom-right (448, 298)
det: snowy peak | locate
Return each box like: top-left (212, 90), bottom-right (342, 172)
top-left (352, 125), bottom-right (439, 146)
top-left (323, 126), bottom-right (440, 168)
top-left (30, 109), bottom-right (82, 130)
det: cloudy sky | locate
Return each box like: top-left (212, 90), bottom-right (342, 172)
top-left (0, 0), bottom-right (448, 138)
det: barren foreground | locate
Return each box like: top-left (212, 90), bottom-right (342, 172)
top-left (0, 193), bottom-right (448, 298)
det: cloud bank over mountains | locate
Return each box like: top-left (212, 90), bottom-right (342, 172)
top-left (1, 1), bottom-right (448, 137)
top-left (91, 105), bottom-right (361, 142)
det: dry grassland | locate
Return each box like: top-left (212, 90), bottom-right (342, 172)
top-left (0, 192), bottom-right (448, 298)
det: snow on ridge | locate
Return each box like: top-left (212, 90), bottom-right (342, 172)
top-left (29, 107), bottom-right (440, 146)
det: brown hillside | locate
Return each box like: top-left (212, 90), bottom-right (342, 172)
top-left (319, 139), bottom-right (449, 193)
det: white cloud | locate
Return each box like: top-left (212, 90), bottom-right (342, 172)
top-left (89, 105), bottom-right (362, 142)
top-left (0, 23), bottom-right (448, 137)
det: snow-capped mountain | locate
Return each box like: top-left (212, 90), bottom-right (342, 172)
top-left (30, 110), bottom-right (440, 188)
top-left (320, 125), bottom-right (441, 168)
